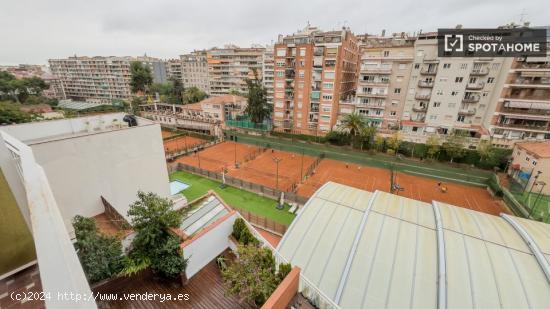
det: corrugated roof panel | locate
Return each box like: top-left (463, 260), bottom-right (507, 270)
top-left (445, 231), bottom-right (474, 309)
top-left (510, 250), bottom-right (550, 308)
top-left (292, 201), bottom-right (338, 273)
top-left (317, 209), bottom-right (364, 299)
top-left (373, 191), bottom-right (435, 228)
top-left (339, 212), bottom-right (386, 308)
top-left (471, 212), bottom-right (530, 253)
top-left (278, 198), bottom-right (325, 258)
top-left (410, 227), bottom-right (438, 309)
top-left (514, 217), bottom-right (550, 255)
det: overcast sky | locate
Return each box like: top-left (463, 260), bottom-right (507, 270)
top-left (1, 0), bottom-right (548, 65)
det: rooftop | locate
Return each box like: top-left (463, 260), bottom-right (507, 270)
top-left (0, 113), bottom-right (155, 145)
top-left (277, 182), bottom-right (550, 309)
top-left (517, 141), bottom-right (550, 158)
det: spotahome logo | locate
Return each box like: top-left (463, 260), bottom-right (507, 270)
top-left (438, 28), bottom-right (547, 57)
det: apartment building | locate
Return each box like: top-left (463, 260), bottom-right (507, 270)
top-left (489, 55), bottom-right (550, 147)
top-left (272, 26), bottom-right (360, 134)
top-left (49, 56), bottom-right (167, 103)
top-left (400, 33), bottom-right (512, 143)
top-left (165, 58), bottom-right (183, 82)
top-left (262, 45), bottom-right (275, 106)
top-left (181, 51), bottom-right (210, 94)
top-left (207, 45), bottom-right (264, 96)
top-left (340, 34), bottom-right (415, 130)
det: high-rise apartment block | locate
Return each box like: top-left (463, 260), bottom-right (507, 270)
top-left (490, 56), bottom-right (550, 147)
top-left (181, 51), bottom-right (210, 94)
top-left (341, 34), bottom-right (415, 130)
top-left (166, 58), bottom-right (183, 82)
top-left (49, 56), bottom-right (167, 103)
top-left (399, 33), bottom-right (512, 143)
top-left (262, 45), bottom-right (275, 106)
top-left (272, 26), bottom-right (359, 134)
top-left (207, 45), bottom-right (264, 96)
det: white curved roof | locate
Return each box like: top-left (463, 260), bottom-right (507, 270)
top-left (277, 182), bottom-right (550, 309)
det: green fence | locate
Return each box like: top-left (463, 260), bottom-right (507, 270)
top-left (225, 119), bottom-right (271, 131)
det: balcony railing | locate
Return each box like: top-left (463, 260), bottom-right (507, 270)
top-left (412, 105), bottom-right (428, 112)
top-left (495, 122), bottom-right (550, 130)
top-left (458, 108), bottom-right (477, 116)
top-left (462, 95), bottom-right (480, 103)
top-left (415, 93), bottom-right (431, 100)
top-left (500, 107), bottom-right (550, 117)
top-left (360, 66), bottom-right (392, 73)
top-left (359, 92), bottom-right (388, 97)
top-left (420, 67), bottom-right (437, 75)
top-left (466, 81), bottom-right (485, 90)
top-left (418, 80), bottom-right (434, 88)
top-left (470, 67), bottom-right (489, 76)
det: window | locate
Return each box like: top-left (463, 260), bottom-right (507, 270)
top-left (533, 160), bottom-right (537, 166)
top-left (436, 90), bottom-right (443, 95)
top-left (322, 94), bottom-right (333, 100)
top-left (433, 102), bottom-right (441, 107)
top-left (275, 101), bottom-right (284, 108)
top-left (399, 64), bottom-right (406, 70)
top-left (276, 71), bottom-right (284, 77)
top-left (322, 106), bottom-right (331, 112)
top-left (391, 100), bottom-right (399, 106)
top-left (298, 82), bottom-right (304, 89)
top-left (276, 49), bottom-right (286, 56)
top-left (457, 115), bottom-right (465, 122)
top-left (439, 77), bottom-right (448, 82)
top-left (300, 48), bottom-right (306, 56)
top-left (275, 82), bottom-right (284, 88)
top-left (460, 63), bottom-right (468, 69)
top-left (443, 63), bottom-right (451, 69)
top-left (526, 157), bottom-right (530, 161)
top-left (323, 82), bottom-right (333, 89)
top-left (324, 72), bottom-right (335, 79)
top-left (430, 115), bottom-right (437, 120)
top-left (451, 91), bottom-right (459, 96)
top-left (390, 111), bottom-right (397, 116)
top-left (276, 60), bottom-right (285, 67)
top-left (414, 63), bottom-right (420, 69)
top-left (448, 102), bottom-right (456, 108)
top-left (382, 50), bottom-right (390, 57)
top-left (487, 77), bottom-right (495, 83)
top-left (396, 76), bottom-right (403, 82)
top-left (455, 77), bottom-right (463, 83)
top-left (298, 70), bottom-right (305, 78)
top-left (482, 92), bottom-right (489, 97)
top-left (394, 88), bottom-right (401, 94)
top-left (492, 63), bottom-right (500, 70)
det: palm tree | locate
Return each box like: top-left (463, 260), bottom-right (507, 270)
top-left (338, 113), bottom-right (367, 147)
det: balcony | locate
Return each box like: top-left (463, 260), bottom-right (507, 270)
top-left (495, 122), bottom-right (550, 130)
top-left (359, 92), bottom-right (388, 98)
top-left (458, 108), bottom-right (477, 116)
top-left (415, 93), bottom-right (431, 100)
top-left (500, 107), bottom-right (550, 117)
top-left (470, 67), bottom-right (489, 76)
top-left (420, 67), bottom-right (437, 75)
top-left (361, 65), bottom-right (392, 74)
top-left (412, 105), bottom-right (428, 112)
top-left (418, 80), bottom-right (434, 88)
top-left (466, 81), bottom-right (485, 90)
top-left (462, 95), bottom-right (480, 103)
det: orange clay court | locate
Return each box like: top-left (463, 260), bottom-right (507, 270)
top-left (228, 149), bottom-right (317, 192)
top-left (163, 135), bottom-right (207, 153)
top-left (175, 142), bottom-right (263, 173)
top-left (392, 172), bottom-right (506, 216)
top-left (297, 159), bottom-right (391, 197)
top-left (161, 129), bottom-right (177, 139)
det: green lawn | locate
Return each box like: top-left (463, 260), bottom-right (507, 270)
top-left (170, 171), bottom-right (296, 225)
top-left (513, 191), bottom-right (550, 223)
top-left (229, 131), bottom-right (492, 186)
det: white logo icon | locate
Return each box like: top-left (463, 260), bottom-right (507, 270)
top-left (444, 34), bottom-right (463, 52)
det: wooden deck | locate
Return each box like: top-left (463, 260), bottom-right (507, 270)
top-left (97, 259), bottom-right (250, 309)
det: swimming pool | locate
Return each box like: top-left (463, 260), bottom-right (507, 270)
top-left (170, 180), bottom-right (190, 195)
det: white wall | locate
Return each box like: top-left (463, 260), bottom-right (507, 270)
top-left (28, 123), bottom-right (169, 235)
top-left (182, 213), bottom-right (237, 279)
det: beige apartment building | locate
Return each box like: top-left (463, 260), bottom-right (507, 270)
top-left (490, 55), bottom-right (550, 147)
top-left (400, 32), bottom-right (512, 144)
top-left (508, 141), bottom-right (550, 196)
top-left (181, 51), bottom-right (210, 94)
top-left (340, 34), bottom-right (415, 130)
top-left (207, 45), bottom-right (264, 96)
top-left (166, 58), bottom-right (183, 82)
top-left (272, 25), bottom-right (360, 134)
top-left (262, 45), bottom-right (275, 106)
top-left (49, 56), bottom-right (167, 103)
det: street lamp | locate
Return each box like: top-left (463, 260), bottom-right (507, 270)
top-left (272, 156), bottom-right (283, 190)
top-left (527, 171), bottom-right (542, 197)
top-left (300, 148), bottom-right (304, 182)
top-left (529, 181), bottom-right (547, 218)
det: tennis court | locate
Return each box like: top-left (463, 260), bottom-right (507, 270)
top-left (175, 141), bottom-right (263, 173)
top-left (163, 135), bottom-right (207, 153)
top-left (297, 159), bottom-right (391, 197)
top-left (392, 172), bottom-right (508, 215)
top-left (229, 149), bottom-right (317, 192)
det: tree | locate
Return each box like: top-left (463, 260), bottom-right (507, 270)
top-left (130, 97), bottom-right (144, 116)
top-left (386, 132), bottom-right (402, 154)
top-left (229, 88), bottom-right (244, 96)
top-left (72, 216), bottom-right (124, 283)
top-left (130, 61), bottom-right (153, 94)
top-left (338, 113), bottom-right (367, 147)
top-left (0, 72), bottom-right (49, 103)
top-left (184, 86), bottom-right (208, 103)
top-left (442, 130), bottom-right (467, 163)
top-left (127, 191), bottom-right (187, 278)
top-left (359, 126), bottom-right (376, 150)
top-left (426, 135), bottom-right (441, 159)
top-left (374, 135), bottom-right (385, 152)
top-left (169, 78), bottom-right (185, 104)
top-left (222, 245), bottom-right (287, 306)
top-left (0, 101), bottom-right (33, 124)
top-left (477, 139), bottom-right (494, 162)
top-left (244, 69), bottom-right (270, 124)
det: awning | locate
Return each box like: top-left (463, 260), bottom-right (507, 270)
top-left (526, 56), bottom-right (550, 62)
top-left (505, 100), bottom-right (550, 110)
top-left (520, 71), bottom-right (550, 77)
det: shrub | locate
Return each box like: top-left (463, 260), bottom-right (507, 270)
top-left (72, 216), bottom-right (124, 283)
top-left (232, 218), bottom-right (259, 246)
top-left (277, 263), bottom-right (292, 282)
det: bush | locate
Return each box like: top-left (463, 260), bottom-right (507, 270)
top-left (232, 218), bottom-right (259, 246)
top-left (72, 216), bottom-right (124, 283)
top-left (277, 263), bottom-right (292, 282)
top-left (323, 131), bottom-right (351, 146)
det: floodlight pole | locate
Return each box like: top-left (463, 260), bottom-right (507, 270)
top-left (197, 150), bottom-right (201, 169)
top-left (273, 157), bottom-right (283, 190)
top-left (529, 181), bottom-right (546, 218)
top-left (300, 149), bottom-right (304, 182)
top-left (527, 171), bottom-right (542, 197)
